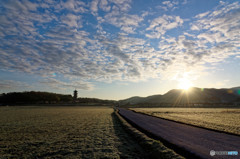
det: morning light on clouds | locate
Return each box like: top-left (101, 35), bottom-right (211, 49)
top-left (0, 0), bottom-right (239, 99)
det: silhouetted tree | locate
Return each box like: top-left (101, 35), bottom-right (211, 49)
top-left (0, 91), bottom-right (73, 105)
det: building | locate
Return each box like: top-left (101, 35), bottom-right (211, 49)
top-left (73, 90), bottom-right (78, 100)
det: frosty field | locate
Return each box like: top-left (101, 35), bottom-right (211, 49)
top-left (0, 106), bottom-right (145, 158)
top-left (131, 108), bottom-right (240, 135)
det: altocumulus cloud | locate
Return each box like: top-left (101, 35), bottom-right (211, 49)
top-left (39, 78), bottom-right (94, 90)
top-left (0, 0), bottom-right (239, 90)
top-left (0, 80), bottom-right (30, 90)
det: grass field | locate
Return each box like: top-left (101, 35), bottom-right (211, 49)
top-left (0, 106), bottom-right (148, 158)
top-left (131, 108), bottom-right (240, 135)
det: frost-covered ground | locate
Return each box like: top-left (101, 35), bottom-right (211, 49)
top-left (131, 108), bottom-right (240, 135)
top-left (0, 106), bottom-right (145, 158)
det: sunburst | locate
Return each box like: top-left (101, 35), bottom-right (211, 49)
top-left (177, 75), bottom-right (193, 91)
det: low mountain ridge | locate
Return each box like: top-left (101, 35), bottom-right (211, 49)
top-left (119, 87), bottom-right (240, 107)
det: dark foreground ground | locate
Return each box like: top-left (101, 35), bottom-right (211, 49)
top-left (0, 106), bottom-right (146, 158)
top-left (119, 108), bottom-right (240, 159)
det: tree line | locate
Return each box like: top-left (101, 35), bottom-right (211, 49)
top-left (0, 91), bottom-right (116, 105)
top-left (0, 91), bottom-right (72, 105)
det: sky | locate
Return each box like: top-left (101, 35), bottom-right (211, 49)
top-left (0, 0), bottom-right (240, 100)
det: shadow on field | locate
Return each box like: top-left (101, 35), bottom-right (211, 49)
top-left (111, 112), bottom-right (147, 159)
top-left (112, 110), bottom-right (187, 159)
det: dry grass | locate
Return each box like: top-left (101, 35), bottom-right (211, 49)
top-left (131, 108), bottom-right (240, 135)
top-left (0, 106), bottom-right (145, 158)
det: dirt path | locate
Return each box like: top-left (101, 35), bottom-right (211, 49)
top-left (118, 108), bottom-right (240, 159)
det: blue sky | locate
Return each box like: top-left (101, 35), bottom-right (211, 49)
top-left (0, 0), bottom-right (240, 100)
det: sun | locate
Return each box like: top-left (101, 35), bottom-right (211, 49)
top-left (178, 78), bottom-right (193, 90)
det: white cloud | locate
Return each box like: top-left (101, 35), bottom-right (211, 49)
top-left (0, 80), bottom-right (31, 90)
top-left (101, 2), bottom-right (143, 33)
top-left (91, 0), bottom-right (99, 15)
top-left (63, 0), bottom-right (87, 13)
top-left (40, 78), bottom-right (94, 90)
top-left (146, 15), bottom-right (183, 38)
top-left (189, 1), bottom-right (240, 65)
top-left (195, 11), bottom-right (210, 19)
top-left (121, 26), bottom-right (135, 34)
top-left (0, 0), bottom-right (239, 92)
top-left (156, 0), bottom-right (186, 11)
top-left (88, 0), bottom-right (142, 34)
top-left (162, 1), bottom-right (176, 8)
top-left (61, 14), bottom-right (82, 28)
top-left (99, 0), bottom-right (111, 12)
top-left (110, 0), bottom-right (132, 12)
top-left (0, 1), bottom-right (144, 87)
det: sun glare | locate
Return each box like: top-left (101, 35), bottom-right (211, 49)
top-left (178, 78), bottom-right (193, 90)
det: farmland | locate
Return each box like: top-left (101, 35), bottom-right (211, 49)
top-left (0, 106), bottom-right (147, 158)
top-left (131, 108), bottom-right (240, 135)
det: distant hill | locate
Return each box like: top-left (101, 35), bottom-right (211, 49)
top-left (118, 96), bottom-right (145, 105)
top-left (119, 87), bottom-right (240, 107)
